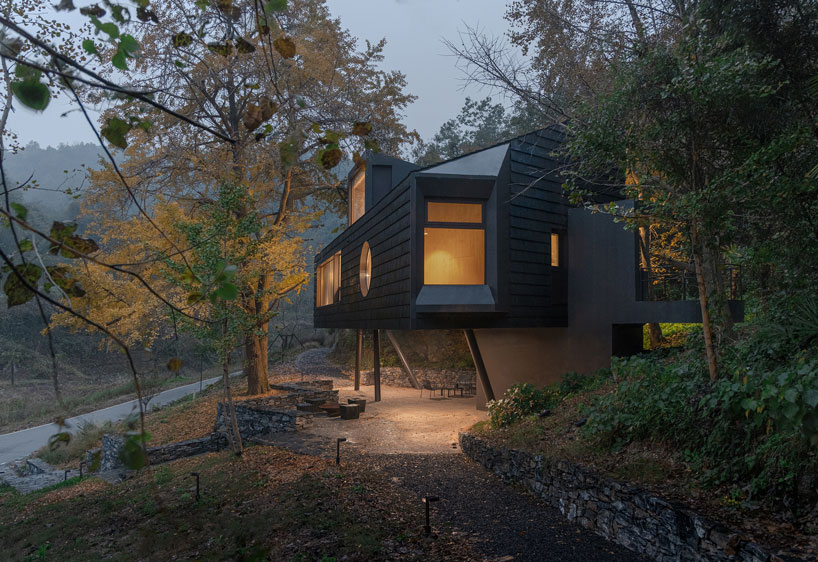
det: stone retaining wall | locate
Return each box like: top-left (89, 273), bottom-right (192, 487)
top-left (88, 433), bottom-right (227, 472)
top-left (361, 367), bottom-right (475, 390)
top-left (236, 388), bottom-right (338, 410)
top-left (83, 380), bottom-right (330, 474)
top-left (459, 432), bottom-right (797, 562)
top-left (216, 402), bottom-right (313, 439)
top-left (272, 380), bottom-right (334, 392)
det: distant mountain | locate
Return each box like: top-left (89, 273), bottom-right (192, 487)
top-left (4, 142), bottom-right (103, 224)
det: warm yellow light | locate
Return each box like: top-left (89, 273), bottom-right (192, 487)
top-left (424, 228), bottom-right (484, 285)
top-left (317, 251), bottom-right (341, 307)
top-left (349, 170), bottom-right (365, 225)
top-left (359, 242), bottom-right (371, 297)
top-left (427, 202), bottom-right (482, 223)
top-left (550, 232), bottom-right (560, 267)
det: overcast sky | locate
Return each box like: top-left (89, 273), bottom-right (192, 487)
top-left (10, 0), bottom-right (517, 149)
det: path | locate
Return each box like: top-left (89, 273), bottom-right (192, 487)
top-left (0, 372), bottom-right (240, 466)
top-left (371, 454), bottom-right (648, 562)
top-left (292, 347), bottom-right (346, 379)
top-left (264, 350), bottom-right (647, 561)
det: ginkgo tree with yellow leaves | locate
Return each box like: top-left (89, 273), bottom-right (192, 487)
top-left (60, 0), bottom-right (418, 394)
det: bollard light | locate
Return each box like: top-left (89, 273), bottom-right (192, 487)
top-left (336, 437), bottom-right (347, 466)
top-left (423, 495), bottom-right (440, 536)
top-left (190, 472), bottom-right (200, 501)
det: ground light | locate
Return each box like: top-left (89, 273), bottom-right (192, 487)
top-left (190, 472), bottom-right (200, 501)
top-left (336, 437), bottom-right (347, 466)
top-left (423, 495), bottom-right (440, 536)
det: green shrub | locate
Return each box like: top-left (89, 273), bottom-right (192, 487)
top-left (583, 317), bottom-right (818, 504)
top-left (36, 421), bottom-right (116, 467)
top-left (487, 383), bottom-right (558, 428)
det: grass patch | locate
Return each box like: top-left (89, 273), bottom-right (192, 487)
top-left (0, 447), bottom-right (473, 561)
top-left (34, 422), bottom-right (116, 467)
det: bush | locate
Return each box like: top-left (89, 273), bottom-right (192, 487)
top-left (583, 309), bottom-right (818, 505)
top-left (36, 421), bottom-right (116, 467)
top-left (487, 383), bottom-right (559, 428)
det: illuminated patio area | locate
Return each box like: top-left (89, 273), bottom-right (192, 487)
top-left (298, 382), bottom-right (487, 455)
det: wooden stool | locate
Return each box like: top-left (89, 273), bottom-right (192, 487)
top-left (339, 404), bottom-right (360, 420)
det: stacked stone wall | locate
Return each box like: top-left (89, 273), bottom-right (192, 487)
top-left (459, 433), bottom-right (800, 562)
top-left (216, 402), bottom-right (313, 439)
top-left (88, 433), bottom-right (227, 472)
top-left (360, 367), bottom-right (475, 390)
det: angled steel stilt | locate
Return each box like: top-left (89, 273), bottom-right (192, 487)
top-left (373, 329), bottom-right (381, 402)
top-left (386, 330), bottom-right (420, 389)
top-left (464, 329), bottom-right (494, 403)
top-left (354, 329), bottom-right (362, 391)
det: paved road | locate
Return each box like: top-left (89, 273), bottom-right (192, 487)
top-left (0, 373), bottom-right (240, 465)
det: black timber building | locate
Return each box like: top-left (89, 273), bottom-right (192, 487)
top-left (313, 127), bottom-right (742, 406)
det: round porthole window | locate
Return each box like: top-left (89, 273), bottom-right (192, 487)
top-left (359, 241), bottom-right (372, 297)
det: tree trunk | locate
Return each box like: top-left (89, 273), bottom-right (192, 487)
top-left (699, 239), bottom-right (734, 343)
top-left (244, 332), bottom-right (270, 395)
top-left (639, 225), bottom-right (665, 349)
top-left (691, 223), bottom-right (719, 382)
top-left (222, 321), bottom-right (243, 456)
top-left (222, 360), bottom-right (243, 455)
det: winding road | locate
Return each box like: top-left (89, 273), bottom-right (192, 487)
top-left (0, 373), bottom-right (239, 465)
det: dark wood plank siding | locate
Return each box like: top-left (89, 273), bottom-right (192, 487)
top-left (506, 129), bottom-right (569, 326)
top-left (314, 180), bottom-right (412, 330)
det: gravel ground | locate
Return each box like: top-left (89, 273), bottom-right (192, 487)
top-left (268, 348), bottom-right (649, 561)
top-left (367, 453), bottom-right (649, 562)
top-left (291, 347), bottom-right (348, 379)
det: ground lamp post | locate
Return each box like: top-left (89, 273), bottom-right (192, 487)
top-left (336, 437), bottom-right (347, 466)
top-left (423, 495), bottom-right (440, 536)
top-left (190, 472), bottom-right (200, 501)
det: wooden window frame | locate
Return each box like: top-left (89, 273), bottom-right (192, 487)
top-left (348, 169), bottom-right (365, 226)
top-left (423, 199), bottom-right (487, 286)
top-left (550, 230), bottom-right (566, 268)
top-left (316, 251), bottom-right (342, 307)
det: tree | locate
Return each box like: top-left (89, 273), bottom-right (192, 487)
top-left (67, 0), bottom-right (417, 394)
top-left (413, 96), bottom-right (542, 165)
top-left (0, 0), bottom-right (401, 464)
top-left (564, 2), bottom-right (818, 379)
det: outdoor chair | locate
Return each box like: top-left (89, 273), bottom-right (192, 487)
top-left (453, 379), bottom-right (477, 397)
top-left (420, 381), bottom-right (442, 399)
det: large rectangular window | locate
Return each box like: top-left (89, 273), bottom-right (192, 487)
top-left (316, 251), bottom-right (341, 307)
top-left (423, 201), bottom-right (485, 285)
top-left (348, 170), bottom-right (365, 226)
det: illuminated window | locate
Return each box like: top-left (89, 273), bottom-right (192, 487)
top-left (316, 251), bottom-right (341, 307)
top-left (423, 201), bottom-right (485, 285)
top-left (349, 169), bottom-right (365, 225)
top-left (359, 242), bottom-right (371, 297)
top-left (550, 232), bottom-right (560, 267)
